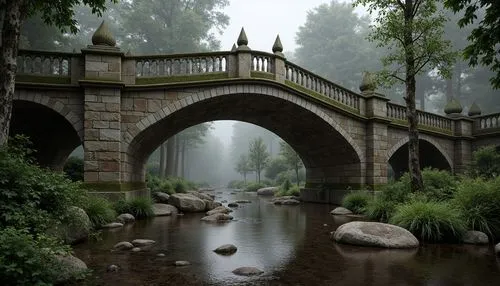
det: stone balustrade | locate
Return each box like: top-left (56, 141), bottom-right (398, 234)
top-left (473, 112), bottom-right (500, 134)
top-left (16, 50), bottom-right (76, 77)
top-left (250, 51), bottom-right (274, 73)
top-left (387, 102), bottom-right (452, 132)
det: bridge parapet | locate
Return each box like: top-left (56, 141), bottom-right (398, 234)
top-left (472, 112), bottom-right (500, 135)
top-left (387, 102), bottom-right (453, 134)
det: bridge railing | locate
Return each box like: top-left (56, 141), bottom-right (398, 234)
top-left (472, 112), bottom-right (500, 134)
top-left (284, 61), bottom-right (361, 111)
top-left (387, 102), bottom-right (453, 131)
top-left (16, 50), bottom-right (77, 78)
top-left (251, 51), bottom-right (274, 74)
top-left (131, 52), bottom-right (231, 78)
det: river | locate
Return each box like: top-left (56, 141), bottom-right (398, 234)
top-left (73, 190), bottom-right (500, 285)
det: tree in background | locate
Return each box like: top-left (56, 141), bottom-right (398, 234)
top-left (354, 0), bottom-right (456, 192)
top-left (279, 141), bottom-right (304, 186)
top-left (264, 157), bottom-right (288, 182)
top-left (444, 0), bottom-right (500, 89)
top-left (0, 0), bottom-right (114, 146)
top-left (248, 137), bottom-right (269, 183)
top-left (235, 154), bottom-right (251, 182)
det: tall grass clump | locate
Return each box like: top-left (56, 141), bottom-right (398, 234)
top-left (114, 197), bottom-right (154, 219)
top-left (452, 177), bottom-right (500, 239)
top-left (390, 200), bottom-right (466, 242)
top-left (169, 177), bottom-right (189, 193)
top-left (365, 197), bottom-right (396, 222)
top-left (244, 182), bottom-right (266, 192)
top-left (342, 191), bottom-right (371, 214)
top-left (81, 196), bottom-right (116, 228)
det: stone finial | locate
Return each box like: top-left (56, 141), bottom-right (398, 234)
top-left (237, 28), bottom-right (248, 46)
top-left (231, 43), bottom-right (237, 52)
top-left (468, 101), bottom-right (482, 116)
top-left (272, 35), bottom-right (283, 54)
top-left (444, 97), bottom-right (463, 115)
top-left (91, 20), bottom-right (116, 47)
top-left (125, 49), bottom-right (132, 56)
top-left (359, 72), bottom-right (376, 94)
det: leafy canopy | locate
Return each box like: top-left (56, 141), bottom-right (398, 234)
top-left (444, 0), bottom-right (500, 88)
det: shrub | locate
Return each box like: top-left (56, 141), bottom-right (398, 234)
top-left (469, 146), bottom-right (500, 179)
top-left (379, 180), bottom-right (410, 203)
top-left (342, 191), bottom-right (371, 214)
top-left (0, 227), bottom-right (69, 285)
top-left (421, 168), bottom-right (457, 201)
top-left (0, 137), bottom-right (86, 233)
top-left (169, 177), bottom-right (189, 193)
top-left (276, 185), bottom-right (301, 197)
top-left (452, 177), bottom-right (500, 239)
top-left (365, 197), bottom-right (396, 223)
top-left (63, 156), bottom-right (84, 182)
top-left (227, 180), bottom-right (247, 189)
top-left (390, 201), bottom-right (466, 242)
top-left (81, 196), bottom-right (116, 228)
top-left (114, 197), bottom-right (154, 219)
top-left (244, 182), bottom-right (266, 192)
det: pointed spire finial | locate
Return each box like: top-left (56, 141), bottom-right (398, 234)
top-left (444, 97), bottom-right (463, 115)
top-left (359, 72), bottom-right (376, 94)
top-left (237, 27), bottom-right (248, 46)
top-left (231, 43), bottom-right (237, 52)
top-left (91, 20), bottom-right (116, 47)
top-left (468, 101), bottom-right (482, 116)
top-left (272, 35), bottom-right (283, 55)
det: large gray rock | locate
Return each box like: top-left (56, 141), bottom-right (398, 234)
top-left (113, 241), bottom-right (134, 250)
top-left (174, 261), bottom-right (191, 266)
top-left (463, 230), bottom-right (489, 244)
top-left (330, 207), bottom-right (353, 215)
top-left (206, 206), bottom-right (232, 216)
top-left (201, 213), bottom-right (233, 222)
top-left (213, 244), bottom-right (237, 255)
top-left (281, 199), bottom-right (300, 205)
top-left (102, 222), bottom-right (123, 229)
top-left (168, 193), bottom-right (206, 212)
top-left (495, 243), bottom-right (500, 256)
top-left (232, 267), bottom-right (264, 276)
top-left (187, 191), bottom-right (213, 201)
top-left (116, 213), bottom-right (135, 223)
top-left (131, 239), bottom-right (156, 247)
top-left (228, 202), bottom-right (239, 208)
top-left (257, 187), bottom-right (278, 196)
top-left (56, 255), bottom-right (88, 283)
top-left (153, 192), bottom-right (170, 203)
top-left (204, 200), bottom-right (222, 211)
top-left (153, 203), bottom-right (173, 216)
top-left (333, 221), bottom-right (419, 248)
top-left (59, 206), bottom-right (91, 244)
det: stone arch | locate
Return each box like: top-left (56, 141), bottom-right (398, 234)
top-left (387, 134), bottom-right (453, 178)
top-left (10, 98), bottom-right (82, 170)
top-left (123, 83), bottom-right (365, 187)
top-left (13, 90), bottom-right (83, 140)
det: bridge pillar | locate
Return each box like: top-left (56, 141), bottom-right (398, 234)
top-left (452, 117), bottom-right (474, 174)
top-left (362, 80), bottom-right (390, 190)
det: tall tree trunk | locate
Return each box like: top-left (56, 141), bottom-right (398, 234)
top-left (181, 139), bottom-right (186, 178)
top-left (159, 142), bottom-right (166, 178)
top-left (243, 172), bottom-right (246, 183)
top-left (404, 0), bottom-right (424, 192)
top-left (295, 165), bottom-right (300, 187)
top-left (166, 138), bottom-right (175, 177)
top-left (174, 135), bottom-right (180, 176)
top-left (0, 0), bottom-right (23, 146)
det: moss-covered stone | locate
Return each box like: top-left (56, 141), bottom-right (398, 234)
top-left (91, 21), bottom-right (116, 47)
top-left (135, 72), bottom-right (229, 85)
top-left (16, 74), bottom-right (71, 84)
top-left (251, 71), bottom-right (274, 80)
top-left (444, 97), bottom-right (463, 115)
top-left (468, 101), bottom-right (482, 116)
top-left (359, 72), bottom-right (376, 94)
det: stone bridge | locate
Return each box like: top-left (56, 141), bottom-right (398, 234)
top-left (11, 25), bottom-right (500, 203)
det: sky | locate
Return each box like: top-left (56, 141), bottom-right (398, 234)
top-left (212, 0), bottom-right (346, 146)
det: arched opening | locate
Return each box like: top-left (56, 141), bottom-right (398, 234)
top-left (388, 139), bottom-right (452, 180)
top-left (9, 100), bottom-right (81, 170)
top-left (124, 92), bottom-right (363, 190)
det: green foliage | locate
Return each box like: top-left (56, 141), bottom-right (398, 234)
top-left (0, 227), bottom-right (70, 285)
top-left (227, 180), bottom-right (247, 189)
top-left (146, 174), bottom-right (197, 195)
top-left (469, 146), bottom-right (500, 179)
top-left (390, 201), bottom-right (466, 242)
top-left (452, 177), bottom-right (500, 239)
top-left (276, 184), bottom-right (301, 197)
top-left (365, 197), bottom-right (396, 223)
top-left (248, 137), bottom-right (270, 183)
top-left (279, 141), bottom-right (304, 185)
top-left (342, 191), bottom-right (371, 214)
top-left (264, 157), bottom-right (288, 181)
top-left (444, 0), bottom-right (500, 88)
top-left (63, 156), bottom-right (84, 182)
top-left (421, 168), bottom-right (458, 201)
top-left (235, 154), bottom-right (252, 182)
top-left (81, 196), bottom-right (116, 228)
top-left (282, 178), bottom-right (292, 192)
top-left (113, 197), bottom-right (154, 219)
top-left (0, 137), bottom-right (86, 233)
top-left (244, 182), bottom-right (266, 192)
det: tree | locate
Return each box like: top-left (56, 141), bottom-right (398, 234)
top-left (248, 137), bottom-right (269, 183)
top-left (295, 1), bottom-right (380, 90)
top-left (279, 141), bottom-right (304, 186)
top-left (235, 154), bottom-right (251, 182)
top-left (0, 0), bottom-right (113, 146)
top-left (444, 0), bottom-right (500, 89)
top-left (354, 0), bottom-right (456, 192)
top-left (264, 157), bottom-right (288, 181)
